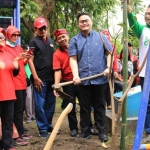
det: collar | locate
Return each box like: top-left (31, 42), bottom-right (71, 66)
top-left (6, 40), bottom-right (17, 48)
top-left (37, 35), bottom-right (47, 40)
top-left (59, 46), bottom-right (68, 52)
top-left (80, 30), bottom-right (93, 37)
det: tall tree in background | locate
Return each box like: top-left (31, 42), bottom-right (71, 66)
top-left (20, 0), bottom-right (118, 40)
top-left (0, 0), bottom-right (145, 47)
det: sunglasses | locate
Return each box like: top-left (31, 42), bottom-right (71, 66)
top-left (0, 35), bottom-right (5, 40)
top-left (12, 34), bottom-right (21, 37)
top-left (38, 26), bottom-right (47, 31)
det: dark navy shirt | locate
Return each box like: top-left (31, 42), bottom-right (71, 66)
top-left (68, 30), bottom-right (112, 85)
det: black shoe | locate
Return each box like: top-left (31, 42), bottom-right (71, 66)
top-left (89, 128), bottom-right (99, 135)
top-left (70, 129), bottom-right (78, 137)
top-left (76, 133), bottom-right (90, 140)
top-left (99, 133), bottom-right (108, 142)
top-left (47, 127), bottom-right (53, 133)
top-left (23, 127), bottom-right (28, 132)
top-left (47, 127), bottom-right (61, 134)
top-left (31, 117), bottom-right (35, 120)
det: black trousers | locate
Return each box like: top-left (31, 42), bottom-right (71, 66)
top-left (0, 100), bottom-right (14, 150)
top-left (77, 84), bottom-right (107, 134)
top-left (62, 84), bottom-right (78, 130)
top-left (106, 82), bottom-right (111, 106)
top-left (14, 90), bottom-right (26, 137)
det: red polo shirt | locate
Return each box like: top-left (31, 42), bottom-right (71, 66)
top-left (53, 48), bottom-right (73, 81)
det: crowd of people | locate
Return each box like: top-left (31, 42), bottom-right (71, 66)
top-left (0, 1), bottom-right (149, 149)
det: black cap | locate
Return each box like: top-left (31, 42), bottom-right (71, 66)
top-left (128, 42), bottom-right (133, 46)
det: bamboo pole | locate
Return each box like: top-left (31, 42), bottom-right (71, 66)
top-left (120, 0), bottom-right (128, 149)
top-left (110, 51), bottom-right (148, 149)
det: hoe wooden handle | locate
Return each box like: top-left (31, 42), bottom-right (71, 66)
top-left (52, 73), bottom-right (104, 89)
top-left (43, 103), bottom-right (73, 150)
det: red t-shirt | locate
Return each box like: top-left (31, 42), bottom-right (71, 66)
top-left (130, 53), bottom-right (137, 62)
top-left (53, 48), bottom-right (73, 81)
top-left (0, 49), bottom-right (16, 101)
top-left (3, 45), bottom-right (26, 90)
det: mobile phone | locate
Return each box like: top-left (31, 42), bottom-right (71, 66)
top-left (27, 47), bottom-right (35, 54)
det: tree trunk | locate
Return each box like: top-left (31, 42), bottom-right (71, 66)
top-left (21, 0), bottom-right (56, 38)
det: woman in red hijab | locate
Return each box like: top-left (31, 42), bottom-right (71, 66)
top-left (0, 28), bottom-right (19, 150)
top-left (3, 26), bottom-right (32, 146)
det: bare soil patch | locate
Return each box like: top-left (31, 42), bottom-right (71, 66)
top-left (13, 100), bottom-right (132, 150)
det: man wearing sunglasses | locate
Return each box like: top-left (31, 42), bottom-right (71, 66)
top-left (28, 17), bottom-right (56, 138)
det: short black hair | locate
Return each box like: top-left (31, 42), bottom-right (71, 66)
top-left (128, 42), bottom-right (133, 47)
top-left (77, 12), bottom-right (92, 21)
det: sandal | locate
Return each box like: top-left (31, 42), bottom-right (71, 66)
top-left (15, 138), bottom-right (28, 146)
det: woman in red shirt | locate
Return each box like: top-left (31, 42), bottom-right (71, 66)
top-left (3, 26), bottom-right (32, 146)
top-left (0, 28), bottom-right (19, 150)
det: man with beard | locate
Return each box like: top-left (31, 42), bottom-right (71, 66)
top-left (121, 0), bottom-right (150, 142)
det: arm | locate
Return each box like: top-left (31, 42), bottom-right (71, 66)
top-left (120, 0), bottom-right (144, 38)
top-left (28, 55), bottom-right (44, 92)
top-left (69, 55), bottom-right (81, 84)
top-left (116, 75), bottom-right (123, 82)
top-left (24, 56), bottom-right (32, 65)
top-left (103, 53), bottom-right (112, 76)
top-left (128, 12), bottom-right (144, 39)
top-left (53, 70), bottom-right (62, 97)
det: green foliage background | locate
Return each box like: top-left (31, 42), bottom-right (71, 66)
top-left (0, 0), bottom-right (146, 54)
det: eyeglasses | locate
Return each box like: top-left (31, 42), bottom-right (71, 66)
top-left (79, 19), bottom-right (90, 24)
top-left (38, 26), bottom-right (47, 31)
top-left (12, 34), bottom-right (21, 37)
top-left (0, 35), bottom-right (5, 40)
top-left (145, 12), bottom-right (150, 16)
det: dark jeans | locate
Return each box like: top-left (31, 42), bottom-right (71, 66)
top-left (0, 100), bottom-right (14, 150)
top-left (114, 79), bottom-right (123, 93)
top-left (14, 90), bottom-right (26, 137)
top-left (77, 84), bottom-right (107, 134)
top-left (62, 84), bottom-right (78, 130)
top-left (140, 77), bottom-right (150, 134)
top-left (34, 81), bottom-right (56, 133)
